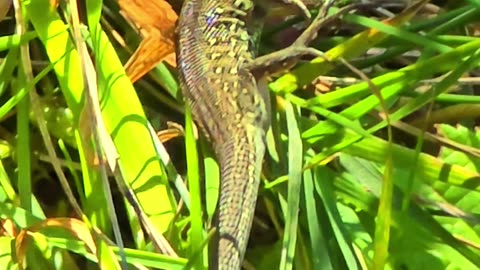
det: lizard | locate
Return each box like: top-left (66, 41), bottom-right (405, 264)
top-left (177, 1), bottom-right (270, 269)
top-left (177, 0), bottom-right (359, 268)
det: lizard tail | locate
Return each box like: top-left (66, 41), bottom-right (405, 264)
top-left (216, 130), bottom-right (265, 270)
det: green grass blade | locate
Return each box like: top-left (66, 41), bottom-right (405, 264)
top-left (314, 166), bottom-right (360, 270)
top-left (302, 165), bottom-right (333, 270)
top-left (279, 101), bottom-right (303, 270)
top-left (184, 105), bottom-right (205, 269)
top-left (15, 45), bottom-right (32, 212)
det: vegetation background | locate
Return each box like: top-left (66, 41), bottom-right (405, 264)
top-left (1, 0), bottom-right (480, 269)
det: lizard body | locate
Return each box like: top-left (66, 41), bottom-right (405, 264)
top-left (177, 0), bottom-right (268, 269)
top-left (177, 0), bottom-right (356, 268)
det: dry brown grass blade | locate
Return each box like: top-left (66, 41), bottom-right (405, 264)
top-left (390, 120), bottom-right (480, 158)
top-left (119, 0), bottom-right (178, 82)
top-left (409, 104), bottom-right (480, 128)
top-left (1, 219), bottom-right (16, 237)
top-left (0, 0), bottom-right (11, 21)
top-left (157, 121), bottom-right (185, 142)
top-left (15, 218), bottom-right (97, 270)
top-left (70, 0), bottom-right (119, 172)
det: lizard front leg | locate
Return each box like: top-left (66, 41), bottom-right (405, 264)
top-left (246, 3), bottom-right (360, 77)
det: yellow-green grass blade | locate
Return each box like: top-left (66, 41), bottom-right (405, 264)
top-left (184, 105), bottom-right (206, 268)
top-left (24, 0), bottom-right (176, 236)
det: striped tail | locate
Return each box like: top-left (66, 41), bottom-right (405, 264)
top-left (216, 129), bottom-right (265, 270)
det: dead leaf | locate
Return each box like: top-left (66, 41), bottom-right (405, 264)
top-left (15, 218), bottom-right (97, 269)
top-left (118, 0), bottom-right (178, 82)
top-left (1, 219), bottom-right (16, 237)
top-left (125, 33), bottom-right (176, 83)
top-left (157, 121), bottom-right (185, 142)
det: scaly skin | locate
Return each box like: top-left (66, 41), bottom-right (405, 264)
top-left (177, 0), bottom-right (269, 269)
top-left (177, 0), bottom-right (357, 268)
